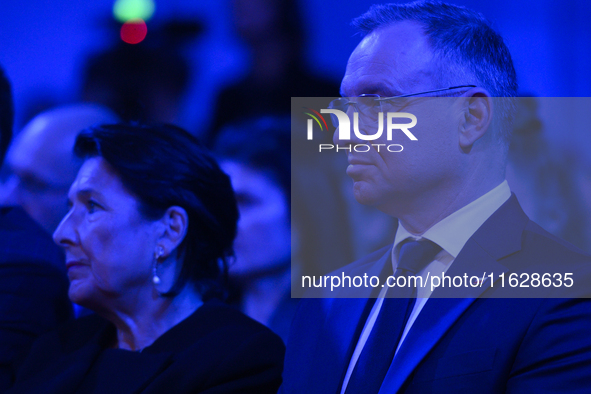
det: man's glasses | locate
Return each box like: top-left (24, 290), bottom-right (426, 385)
top-left (327, 85), bottom-right (476, 127)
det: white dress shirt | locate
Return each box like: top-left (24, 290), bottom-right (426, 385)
top-left (340, 181), bottom-right (511, 394)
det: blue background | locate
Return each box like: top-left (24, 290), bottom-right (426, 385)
top-left (0, 0), bottom-right (589, 154)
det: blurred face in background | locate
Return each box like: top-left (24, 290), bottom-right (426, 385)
top-left (2, 105), bottom-right (119, 234)
top-left (3, 115), bottom-right (79, 233)
top-left (232, 0), bottom-right (279, 42)
top-left (221, 161), bottom-right (290, 280)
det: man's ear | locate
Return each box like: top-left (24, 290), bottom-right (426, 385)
top-left (158, 206), bottom-right (189, 258)
top-left (458, 89), bottom-right (493, 151)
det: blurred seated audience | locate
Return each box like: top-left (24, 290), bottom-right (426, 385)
top-left (81, 21), bottom-right (201, 125)
top-left (2, 104), bottom-right (119, 234)
top-left (0, 66), bottom-right (72, 392)
top-left (8, 124), bottom-right (284, 393)
top-left (214, 117), bottom-right (295, 341)
top-left (208, 0), bottom-right (339, 145)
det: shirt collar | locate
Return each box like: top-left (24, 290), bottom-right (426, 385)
top-left (392, 180), bottom-right (511, 259)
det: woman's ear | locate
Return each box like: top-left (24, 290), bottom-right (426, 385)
top-left (158, 206), bottom-right (189, 258)
top-left (458, 88), bottom-right (493, 151)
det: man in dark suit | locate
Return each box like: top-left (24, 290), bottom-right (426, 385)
top-left (0, 66), bottom-right (73, 391)
top-left (282, 1), bottom-right (591, 393)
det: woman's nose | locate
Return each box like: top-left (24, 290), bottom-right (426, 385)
top-left (52, 209), bottom-right (78, 247)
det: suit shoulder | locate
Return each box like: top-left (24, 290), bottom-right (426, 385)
top-left (152, 300), bottom-right (285, 393)
top-left (153, 299), bottom-right (285, 356)
top-left (181, 300), bottom-right (286, 371)
top-left (503, 219), bottom-right (591, 297)
top-left (520, 220), bottom-right (591, 277)
top-left (523, 220), bottom-right (591, 260)
top-left (195, 299), bottom-right (285, 339)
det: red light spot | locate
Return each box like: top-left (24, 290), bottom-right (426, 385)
top-left (120, 19), bottom-right (148, 44)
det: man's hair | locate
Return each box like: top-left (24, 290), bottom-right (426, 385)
top-left (352, 0), bottom-right (518, 145)
top-left (0, 66), bottom-right (14, 165)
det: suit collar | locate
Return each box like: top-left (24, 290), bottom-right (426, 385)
top-left (393, 181), bottom-right (512, 259)
top-left (470, 193), bottom-right (528, 261)
top-left (379, 195), bottom-right (529, 393)
top-left (313, 196), bottom-right (529, 393)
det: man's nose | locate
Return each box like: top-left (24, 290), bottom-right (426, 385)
top-left (332, 110), bottom-right (364, 147)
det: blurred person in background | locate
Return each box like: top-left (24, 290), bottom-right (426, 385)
top-left (81, 21), bottom-right (201, 125)
top-left (214, 117), bottom-right (295, 341)
top-left (208, 0), bottom-right (339, 144)
top-left (506, 96), bottom-right (591, 252)
top-left (214, 116), bottom-right (356, 341)
top-left (0, 66), bottom-right (72, 392)
top-left (2, 104), bottom-right (119, 234)
top-left (9, 123), bottom-right (284, 394)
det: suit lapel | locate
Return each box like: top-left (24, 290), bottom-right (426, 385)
top-left (378, 238), bottom-right (506, 393)
top-left (379, 297), bottom-right (476, 393)
top-left (307, 248), bottom-right (391, 394)
top-left (379, 195), bottom-right (529, 393)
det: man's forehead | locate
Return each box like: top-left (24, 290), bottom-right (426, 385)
top-left (9, 115), bottom-right (74, 168)
top-left (341, 20), bottom-right (437, 96)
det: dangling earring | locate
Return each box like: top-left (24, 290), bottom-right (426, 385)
top-left (152, 246), bottom-right (164, 285)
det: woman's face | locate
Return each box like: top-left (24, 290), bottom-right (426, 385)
top-left (221, 161), bottom-right (291, 279)
top-left (53, 157), bottom-right (161, 311)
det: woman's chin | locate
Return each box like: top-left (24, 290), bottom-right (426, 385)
top-left (68, 280), bottom-right (92, 307)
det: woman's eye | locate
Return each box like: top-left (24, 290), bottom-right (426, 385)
top-left (87, 200), bottom-right (99, 213)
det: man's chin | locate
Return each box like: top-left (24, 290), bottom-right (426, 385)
top-left (352, 182), bottom-right (381, 206)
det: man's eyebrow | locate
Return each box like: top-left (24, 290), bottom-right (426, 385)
top-left (363, 83), bottom-right (402, 97)
top-left (340, 83), bottom-right (402, 97)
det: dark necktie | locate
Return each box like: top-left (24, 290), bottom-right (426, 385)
top-left (344, 239), bottom-right (442, 394)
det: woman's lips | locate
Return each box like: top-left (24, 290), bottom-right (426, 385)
top-left (65, 260), bottom-right (86, 270)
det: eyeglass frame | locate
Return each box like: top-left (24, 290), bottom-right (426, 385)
top-left (327, 85), bottom-right (477, 125)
